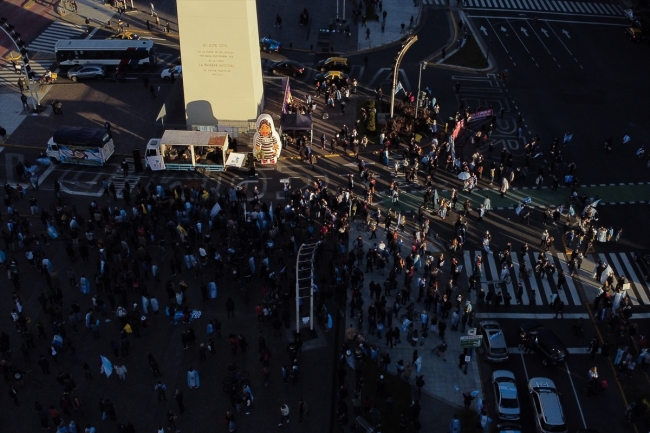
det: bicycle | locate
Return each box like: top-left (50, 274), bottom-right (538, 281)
top-left (25, 370), bottom-right (43, 388)
top-left (356, 221), bottom-right (370, 232)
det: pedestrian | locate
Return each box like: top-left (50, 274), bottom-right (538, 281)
top-left (143, 76), bottom-right (149, 88)
top-left (150, 85), bottom-right (156, 98)
top-left (175, 389), bottom-right (185, 413)
top-left (155, 381), bottom-right (167, 401)
top-left (554, 300), bottom-right (564, 319)
top-left (275, 14), bottom-right (282, 27)
top-left (187, 367), bottom-right (200, 388)
top-left (462, 391), bottom-right (474, 409)
top-left (298, 398), bottom-right (308, 422)
top-left (115, 363), bottom-right (127, 380)
top-left (21, 94), bottom-right (28, 111)
top-left (121, 160), bottom-right (129, 177)
top-left (278, 403), bottom-right (290, 426)
top-left (8, 385), bottom-right (18, 405)
top-left (589, 337), bottom-right (599, 360)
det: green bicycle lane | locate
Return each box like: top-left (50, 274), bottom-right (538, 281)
top-left (375, 182), bottom-right (650, 213)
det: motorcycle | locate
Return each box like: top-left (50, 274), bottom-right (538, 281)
top-left (38, 72), bottom-right (58, 85)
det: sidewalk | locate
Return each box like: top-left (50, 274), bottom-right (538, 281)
top-left (347, 222), bottom-right (485, 410)
top-left (257, 0), bottom-right (424, 53)
top-left (0, 87), bottom-right (54, 135)
top-left (57, 0), bottom-right (115, 26)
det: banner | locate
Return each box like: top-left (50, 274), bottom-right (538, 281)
top-left (468, 108), bottom-right (493, 122)
top-left (395, 81), bottom-right (404, 95)
top-left (146, 156), bottom-right (165, 171)
top-left (225, 152), bottom-right (247, 168)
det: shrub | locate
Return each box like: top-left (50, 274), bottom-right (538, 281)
top-left (367, 110), bottom-right (376, 132)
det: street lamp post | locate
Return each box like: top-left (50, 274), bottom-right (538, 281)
top-left (0, 17), bottom-right (40, 111)
top-left (390, 35), bottom-right (418, 118)
top-left (415, 61), bottom-right (426, 119)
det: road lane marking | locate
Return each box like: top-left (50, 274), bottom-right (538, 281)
top-left (564, 362), bottom-right (588, 429)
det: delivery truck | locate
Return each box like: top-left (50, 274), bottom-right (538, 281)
top-left (46, 126), bottom-right (115, 166)
top-left (144, 130), bottom-right (231, 173)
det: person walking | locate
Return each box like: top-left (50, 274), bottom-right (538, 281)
top-left (155, 381), bottom-right (167, 401)
top-left (175, 389), bottom-right (185, 414)
top-left (298, 398), bottom-right (308, 422)
top-left (115, 363), bottom-right (127, 380)
top-left (278, 403), bottom-right (290, 426)
top-left (121, 160), bottom-right (129, 177)
top-left (554, 300), bottom-right (564, 319)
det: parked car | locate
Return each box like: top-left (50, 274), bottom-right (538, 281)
top-left (66, 65), bottom-right (106, 81)
top-left (161, 65), bottom-right (182, 80)
top-left (520, 322), bottom-right (567, 365)
top-left (528, 378), bottom-right (567, 433)
top-left (316, 56), bottom-right (350, 72)
top-left (314, 71), bottom-right (349, 86)
top-left (269, 60), bottom-right (304, 77)
top-left (479, 320), bottom-right (508, 362)
top-left (260, 37), bottom-right (281, 53)
top-left (492, 370), bottom-right (520, 420)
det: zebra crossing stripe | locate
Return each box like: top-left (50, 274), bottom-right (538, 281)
top-left (548, 1), bottom-right (558, 11)
top-left (539, 0), bottom-right (549, 10)
top-left (509, 254), bottom-right (531, 305)
top-left (556, 253), bottom-right (582, 306)
top-left (602, 4), bottom-right (615, 14)
top-left (576, 2), bottom-right (587, 12)
top-left (522, 253), bottom-right (542, 305)
top-left (606, 253), bottom-right (639, 305)
top-left (619, 253), bottom-right (650, 304)
top-left (557, 1), bottom-right (567, 11)
top-left (596, 3), bottom-right (608, 13)
top-left (521, 0), bottom-right (531, 9)
top-left (533, 252), bottom-right (555, 302)
top-left (532, 0), bottom-right (542, 10)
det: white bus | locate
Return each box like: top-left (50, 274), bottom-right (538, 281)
top-left (55, 39), bottom-right (157, 69)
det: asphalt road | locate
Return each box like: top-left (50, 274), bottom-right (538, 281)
top-left (477, 316), bottom-right (627, 433)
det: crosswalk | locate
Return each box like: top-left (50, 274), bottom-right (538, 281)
top-left (261, 60), bottom-right (366, 86)
top-left (26, 21), bottom-right (86, 53)
top-left (463, 250), bottom-right (650, 307)
top-left (0, 60), bottom-right (52, 88)
top-left (422, 0), bottom-right (624, 16)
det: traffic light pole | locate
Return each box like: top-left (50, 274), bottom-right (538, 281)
top-left (390, 35), bottom-right (418, 119)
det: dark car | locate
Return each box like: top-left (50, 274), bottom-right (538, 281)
top-left (314, 71), bottom-right (349, 86)
top-left (269, 60), bottom-right (304, 77)
top-left (260, 37), bottom-right (281, 53)
top-left (520, 322), bottom-right (567, 365)
top-left (496, 423), bottom-right (522, 433)
top-left (316, 56), bottom-right (350, 72)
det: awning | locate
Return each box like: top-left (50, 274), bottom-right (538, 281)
top-left (280, 113), bottom-right (312, 131)
top-left (226, 152), bottom-right (247, 168)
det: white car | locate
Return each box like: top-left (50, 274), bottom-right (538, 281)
top-left (492, 370), bottom-right (520, 421)
top-left (161, 65), bottom-right (182, 80)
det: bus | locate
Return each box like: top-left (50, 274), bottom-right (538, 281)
top-left (55, 39), bottom-right (157, 69)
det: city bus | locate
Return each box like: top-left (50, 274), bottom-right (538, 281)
top-left (54, 39), bottom-right (157, 69)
